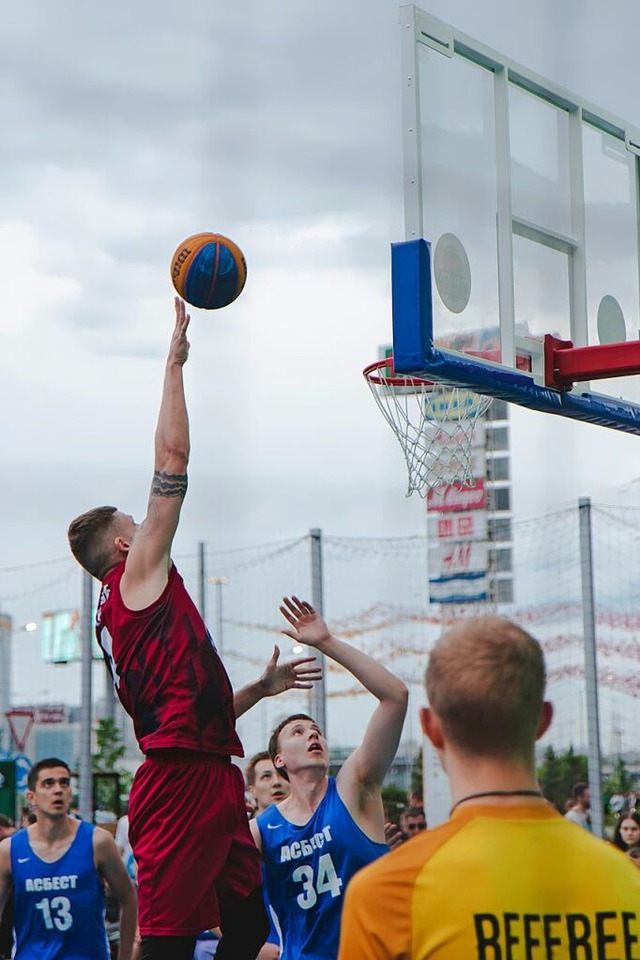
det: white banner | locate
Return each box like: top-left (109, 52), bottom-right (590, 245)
top-left (429, 540), bottom-right (489, 575)
top-left (428, 511), bottom-right (488, 543)
top-left (428, 572), bottom-right (489, 604)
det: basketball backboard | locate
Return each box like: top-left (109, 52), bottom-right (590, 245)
top-left (392, 6), bottom-right (640, 433)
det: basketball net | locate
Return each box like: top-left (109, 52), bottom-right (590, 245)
top-left (364, 357), bottom-right (492, 498)
top-left (6, 709), bottom-right (35, 752)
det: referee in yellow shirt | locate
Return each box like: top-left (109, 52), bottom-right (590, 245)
top-left (339, 616), bottom-right (640, 960)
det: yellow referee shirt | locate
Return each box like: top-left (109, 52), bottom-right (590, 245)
top-left (338, 802), bottom-right (640, 959)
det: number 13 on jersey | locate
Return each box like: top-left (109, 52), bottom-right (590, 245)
top-left (292, 853), bottom-right (343, 909)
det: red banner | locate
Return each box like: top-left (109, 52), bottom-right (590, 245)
top-left (427, 479), bottom-right (486, 512)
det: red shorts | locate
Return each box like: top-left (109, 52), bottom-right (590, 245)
top-left (128, 753), bottom-right (262, 936)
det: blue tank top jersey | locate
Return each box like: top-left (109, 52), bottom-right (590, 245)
top-left (257, 777), bottom-right (388, 960)
top-left (262, 864), bottom-right (282, 947)
top-left (11, 821), bottom-right (109, 960)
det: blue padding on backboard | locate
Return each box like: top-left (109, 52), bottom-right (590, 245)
top-left (392, 239), bottom-right (433, 371)
top-left (391, 238), bottom-right (640, 436)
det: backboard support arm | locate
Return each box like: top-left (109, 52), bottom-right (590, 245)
top-left (544, 334), bottom-right (640, 389)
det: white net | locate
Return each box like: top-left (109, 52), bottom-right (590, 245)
top-left (364, 359), bottom-right (493, 497)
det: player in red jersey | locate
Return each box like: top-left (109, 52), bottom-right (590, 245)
top-left (68, 299), bottom-right (321, 960)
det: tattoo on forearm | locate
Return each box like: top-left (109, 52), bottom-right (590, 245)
top-left (151, 471), bottom-right (188, 498)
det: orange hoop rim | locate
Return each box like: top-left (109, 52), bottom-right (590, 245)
top-left (363, 356), bottom-right (435, 388)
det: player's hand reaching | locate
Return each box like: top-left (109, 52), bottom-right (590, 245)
top-left (260, 644), bottom-right (323, 697)
top-left (168, 297), bottom-right (190, 366)
top-left (280, 596), bottom-right (332, 649)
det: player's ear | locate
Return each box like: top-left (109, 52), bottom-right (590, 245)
top-left (420, 706), bottom-right (444, 750)
top-left (114, 535), bottom-right (130, 554)
top-left (535, 701), bottom-right (553, 741)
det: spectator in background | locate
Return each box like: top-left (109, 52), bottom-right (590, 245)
top-left (115, 807), bottom-right (136, 881)
top-left (564, 781), bottom-right (591, 830)
top-left (246, 751), bottom-right (289, 815)
top-left (0, 819), bottom-right (13, 842)
top-left (18, 807), bottom-right (35, 828)
top-left (399, 806), bottom-right (426, 839)
top-left (246, 752), bottom-right (291, 960)
top-left (609, 791), bottom-right (626, 818)
top-left (613, 811), bottom-right (640, 852)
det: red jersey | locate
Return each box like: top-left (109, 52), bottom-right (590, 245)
top-left (96, 561), bottom-right (243, 757)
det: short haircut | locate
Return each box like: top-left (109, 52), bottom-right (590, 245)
top-left (268, 714), bottom-right (316, 782)
top-left (27, 757), bottom-right (71, 792)
top-left (426, 615), bottom-right (546, 761)
top-left (400, 806), bottom-right (426, 820)
top-left (245, 751), bottom-right (271, 787)
top-left (68, 506), bottom-right (119, 580)
top-left (572, 782), bottom-right (589, 800)
top-left (628, 846), bottom-right (640, 859)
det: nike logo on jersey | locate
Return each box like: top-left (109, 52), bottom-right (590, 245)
top-left (17, 857), bottom-right (29, 863)
top-left (267, 823), bottom-right (282, 829)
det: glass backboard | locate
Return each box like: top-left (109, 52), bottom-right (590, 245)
top-left (393, 6), bottom-right (640, 432)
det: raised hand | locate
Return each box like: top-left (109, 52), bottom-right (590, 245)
top-left (280, 597), bottom-right (331, 649)
top-left (168, 297), bottom-right (190, 366)
top-left (260, 644), bottom-right (323, 697)
top-left (384, 821), bottom-right (405, 850)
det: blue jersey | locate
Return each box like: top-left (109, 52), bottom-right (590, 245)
top-left (257, 777), bottom-right (387, 960)
top-left (262, 864), bottom-right (282, 947)
top-left (11, 821), bottom-right (109, 960)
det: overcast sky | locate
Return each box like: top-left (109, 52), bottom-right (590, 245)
top-left (2, 0), bottom-right (640, 738)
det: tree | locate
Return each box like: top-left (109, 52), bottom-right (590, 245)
top-left (93, 718), bottom-right (125, 772)
top-left (608, 756), bottom-right (633, 796)
top-left (92, 718), bottom-right (130, 816)
top-left (537, 744), bottom-right (588, 812)
top-left (381, 785), bottom-right (407, 826)
top-left (411, 748), bottom-right (423, 796)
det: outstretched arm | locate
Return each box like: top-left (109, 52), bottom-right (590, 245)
top-left (233, 645), bottom-right (322, 719)
top-left (121, 298), bottom-right (191, 610)
top-left (280, 597), bottom-right (408, 791)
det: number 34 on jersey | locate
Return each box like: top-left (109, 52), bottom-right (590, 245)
top-left (293, 853), bottom-right (343, 910)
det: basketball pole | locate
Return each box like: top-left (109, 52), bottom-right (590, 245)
top-left (198, 541), bottom-right (207, 622)
top-left (78, 570), bottom-right (94, 822)
top-left (578, 497), bottom-right (604, 838)
top-left (309, 529), bottom-right (327, 736)
top-left (0, 613), bottom-right (11, 753)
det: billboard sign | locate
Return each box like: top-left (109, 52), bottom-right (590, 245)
top-left (427, 480), bottom-right (486, 513)
top-left (429, 541), bottom-right (489, 576)
top-left (428, 511), bottom-right (487, 542)
top-left (41, 610), bottom-right (102, 663)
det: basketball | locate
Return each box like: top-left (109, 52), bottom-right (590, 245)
top-left (170, 232), bottom-right (247, 310)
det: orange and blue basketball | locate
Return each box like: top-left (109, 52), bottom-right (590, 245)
top-left (170, 232), bottom-right (247, 310)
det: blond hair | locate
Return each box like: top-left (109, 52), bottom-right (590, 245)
top-left (426, 616), bottom-right (546, 761)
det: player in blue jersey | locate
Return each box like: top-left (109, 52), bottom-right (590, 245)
top-left (250, 597), bottom-right (408, 960)
top-left (0, 757), bottom-right (137, 960)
